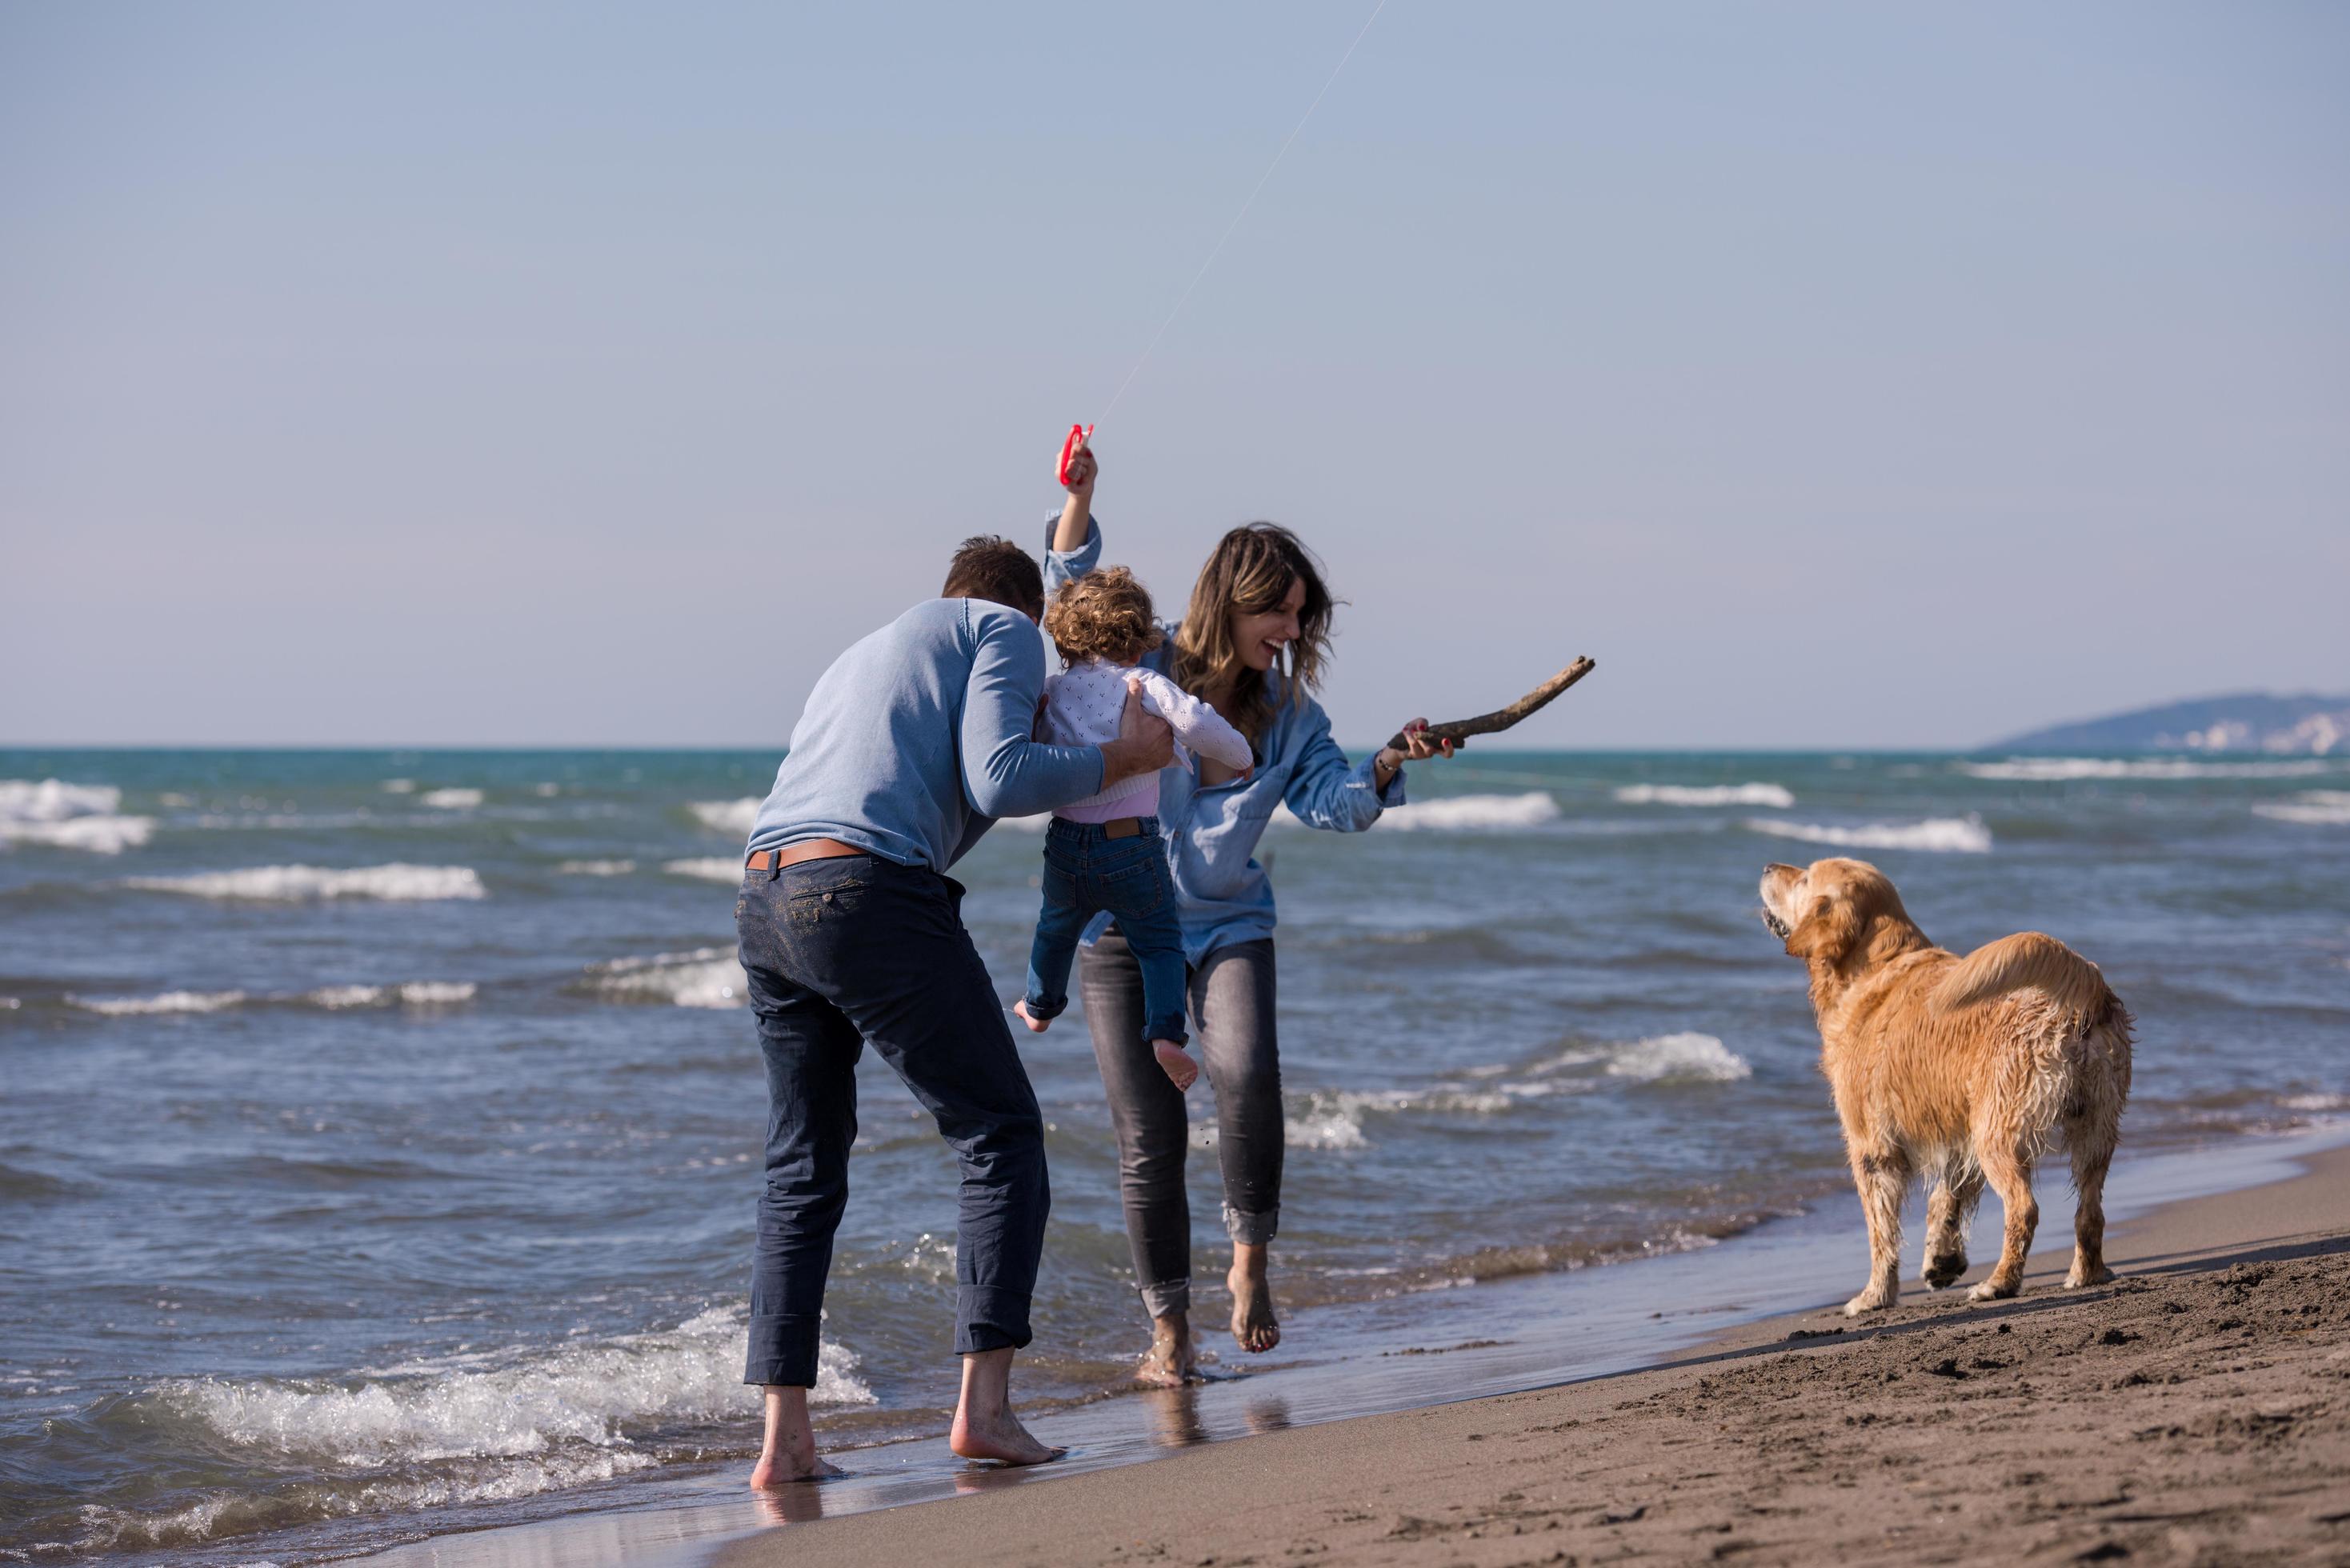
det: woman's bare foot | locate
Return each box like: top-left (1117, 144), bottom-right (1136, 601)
top-left (1152, 1039), bottom-right (1199, 1090)
top-left (749, 1386), bottom-right (845, 1487)
top-left (949, 1346), bottom-right (1066, 1466)
top-left (1011, 1000), bottom-right (1051, 1034)
top-left (1228, 1242), bottom-right (1280, 1354)
top-left (1135, 1313), bottom-right (1198, 1386)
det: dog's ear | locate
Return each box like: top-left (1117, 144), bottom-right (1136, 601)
top-left (1784, 891), bottom-right (1860, 962)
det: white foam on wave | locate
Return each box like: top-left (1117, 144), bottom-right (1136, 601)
top-left (70, 981), bottom-right (478, 1016)
top-left (663, 858), bottom-right (745, 885)
top-left (1615, 782), bottom-right (1796, 808)
top-left (69, 989), bottom-right (249, 1017)
top-left (419, 788), bottom-right (484, 810)
top-left (0, 778), bottom-right (156, 854)
top-left (125, 864), bottom-right (488, 901)
top-left (1203, 1064), bottom-right (1658, 1154)
top-left (1959, 757), bottom-right (2329, 782)
top-left (1600, 1032), bottom-right (1752, 1082)
top-left (688, 798), bottom-right (762, 836)
top-left (154, 1306), bottom-right (869, 1467)
top-left (557, 858), bottom-right (638, 876)
top-left (382, 778), bottom-right (418, 794)
top-left (2254, 790), bottom-right (2350, 826)
top-left (590, 948), bottom-right (747, 1009)
top-left (1745, 815), bottom-right (1992, 854)
top-left (1375, 791), bottom-right (1561, 831)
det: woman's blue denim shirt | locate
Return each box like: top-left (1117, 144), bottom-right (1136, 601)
top-left (1044, 517), bottom-right (1406, 965)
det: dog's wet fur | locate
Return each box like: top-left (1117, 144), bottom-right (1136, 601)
top-left (1759, 858), bottom-right (2134, 1315)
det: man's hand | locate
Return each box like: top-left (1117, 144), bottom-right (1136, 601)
top-left (1099, 674), bottom-right (1173, 787)
top-left (1052, 437), bottom-right (1097, 554)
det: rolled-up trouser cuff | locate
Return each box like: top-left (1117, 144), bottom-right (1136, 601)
top-left (955, 1285), bottom-right (1034, 1357)
top-left (743, 1314), bottom-right (823, 1388)
top-left (1223, 1202), bottom-right (1279, 1246)
top-left (1137, 1275), bottom-right (1191, 1320)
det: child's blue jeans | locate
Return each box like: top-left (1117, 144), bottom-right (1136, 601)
top-left (1023, 817), bottom-right (1188, 1047)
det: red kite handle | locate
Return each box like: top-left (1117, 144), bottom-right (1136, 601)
top-left (1057, 423), bottom-right (1095, 487)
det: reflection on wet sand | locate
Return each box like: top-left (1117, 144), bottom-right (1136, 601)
top-left (749, 1480), bottom-right (830, 1528)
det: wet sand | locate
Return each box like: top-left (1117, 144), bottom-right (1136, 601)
top-left (715, 1142), bottom-right (2350, 1567)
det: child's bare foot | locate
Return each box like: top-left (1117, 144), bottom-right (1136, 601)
top-left (1153, 1039), bottom-right (1199, 1090)
top-left (1012, 1000), bottom-right (1050, 1034)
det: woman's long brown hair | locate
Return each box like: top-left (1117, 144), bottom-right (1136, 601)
top-left (1167, 523), bottom-right (1336, 746)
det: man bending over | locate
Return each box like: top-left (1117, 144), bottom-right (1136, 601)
top-left (736, 533), bottom-right (1172, 1483)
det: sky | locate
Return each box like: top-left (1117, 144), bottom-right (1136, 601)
top-left (3, 2), bottom-right (2344, 750)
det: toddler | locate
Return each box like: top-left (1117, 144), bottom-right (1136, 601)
top-left (1012, 566), bottom-right (1253, 1090)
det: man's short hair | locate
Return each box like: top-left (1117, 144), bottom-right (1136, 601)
top-left (942, 535), bottom-right (1045, 620)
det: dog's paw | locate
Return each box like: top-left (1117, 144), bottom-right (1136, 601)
top-left (1966, 1279), bottom-right (2020, 1304)
top-left (2065, 1264), bottom-right (2115, 1290)
top-left (1921, 1252), bottom-right (1968, 1290)
top-left (1843, 1289), bottom-right (1895, 1316)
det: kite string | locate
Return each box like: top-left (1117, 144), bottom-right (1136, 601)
top-left (1091, 0), bottom-right (1389, 428)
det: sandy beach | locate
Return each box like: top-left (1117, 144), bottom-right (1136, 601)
top-left (714, 1142), bottom-right (2350, 1567)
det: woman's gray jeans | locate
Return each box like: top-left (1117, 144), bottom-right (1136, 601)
top-left (1079, 930), bottom-right (1282, 1321)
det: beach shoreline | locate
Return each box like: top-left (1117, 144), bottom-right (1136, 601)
top-left (346, 1119), bottom-right (2350, 1567)
top-left (711, 1136), bottom-right (2350, 1567)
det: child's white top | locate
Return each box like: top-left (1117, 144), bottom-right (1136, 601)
top-left (1040, 660), bottom-right (1254, 821)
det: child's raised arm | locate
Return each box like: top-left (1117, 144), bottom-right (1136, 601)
top-left (1136, 670), bottom-right (1255, 774)
top-left (1051, 434), bottom-right (1096, 554)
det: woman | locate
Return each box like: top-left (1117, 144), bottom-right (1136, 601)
top-left (1043, 443), bottom-right (1455, 1384)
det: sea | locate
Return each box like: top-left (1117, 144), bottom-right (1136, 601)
top-left (2, 748), bottom-right (2346, 1564)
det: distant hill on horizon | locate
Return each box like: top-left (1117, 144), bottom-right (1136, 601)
top-left (1996, 691), bottom-right (2350, 756)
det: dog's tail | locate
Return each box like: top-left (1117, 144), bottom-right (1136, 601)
top-left (1931, 932), bottom-right (2114, 1018)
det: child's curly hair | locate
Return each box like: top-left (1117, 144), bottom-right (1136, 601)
top-left (1043, 566), bottom-right (1165, 667)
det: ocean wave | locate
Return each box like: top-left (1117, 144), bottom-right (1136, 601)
top-left (67, 982), bottom-right (478, 1017)
top-left (1744, 814), bottom-right (1992, 854)
top-left (556, 858), bottom-right (638, 876)
top-left (381, 778), bottom-right (418, 794)
top-left (68, 989), bottom-right (248, 1017)
top-left (124, 864), bottom-right (488, 901)
top-left (0, 778), bottom-right (156, 854)
top-left (1596, 1031), bottom-right (1751, 1082)
top-left (158, 1308), bottom-right (868, 1465)
top-left (304, 982), bottom-right (478, 1010)
top-left (418, 788), bottom-right (484, 810)
top-left (663, 858), bottom-right (746, 884)
top-left (1958, 757), bottom-right (2330, 782)
top-left (1615, 782), bottom-right (1796, 808)
top-left (688, 798), bottom-right (761, 836)
top-left (1216, 1035), bottom-right (1750, 1150)
top-left (587, 948), bottom-right (747, 1009)
top-left (2254, 790), bottom-right (2350, 826)
top-left (66, 1310), bottom-right (872, 1549)
top-left (1374, 791), bottom-right (1561, 831)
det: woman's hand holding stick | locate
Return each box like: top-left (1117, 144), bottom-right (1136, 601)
top-left (1383, 658), bottom-right (1598, 754)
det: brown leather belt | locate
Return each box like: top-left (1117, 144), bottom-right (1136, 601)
top-left (745, 838), bottom-right (867, 873)
top-left (1100, 817), bottom-right (1143, 839)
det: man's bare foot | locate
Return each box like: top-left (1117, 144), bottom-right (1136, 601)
top-left (750, 1386), bottom-right (843, 1487)
top-left (1011, 1000), bottom-right (1050, 1034)
top-left (1228, 1244), bottom-right (1280, 1354)
top-left (749, 1450), bottom-right (844, 1487)
top-left (951, 1346), bottom-right (1065, 1466)
top-left (1135, 1314), bottom-right (1198, 1386)
top-left (1152, 1039), bottom-right (1199, 1090)
top-left (948, 1404), bottom-right (1065, 1466)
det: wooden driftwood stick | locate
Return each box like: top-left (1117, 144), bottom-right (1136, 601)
top-left (1387, 657), bottom-right (1597, 752)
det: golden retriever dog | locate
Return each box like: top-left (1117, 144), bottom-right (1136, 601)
top-left (1759, 858), bottom-right (2133, 1315)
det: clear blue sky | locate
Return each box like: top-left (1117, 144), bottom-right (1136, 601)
top-left (4, 2), bottom-right (2344, 748)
